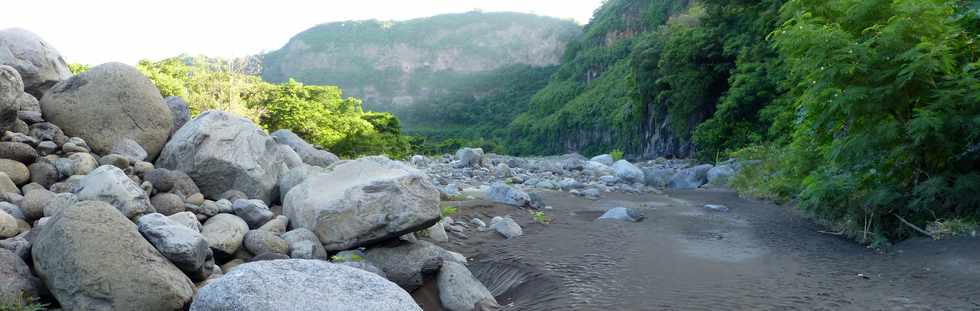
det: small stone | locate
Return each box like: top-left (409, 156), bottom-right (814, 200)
top-left (281, 228), bottom-right (327, 260)
top-left (704, 204), bottom-right (730, 212)
top-left (0, 172), bottom-right (19, 194)
top-left (185, 193), bottom-right (205, 206)
top-left (151, 193), bottom-right (186, 216)
top-left (491, 217), bottom-right (522, 239)
top-left (168, 211), bottom-right (202, 232)
top-left (243, 230), bottom-right (289, 256)
top-left (0, 159), bottom-right (28, 185)
top-left (99, 154), bottom-right (130, 169)
top-left (233, 199), bottom-right (274, 229)
top-left (0, 142), bottom-right (37, 164)
top-left (28, 160), bottom-right (58, 187)
top-left (68, 152), bottom-right (98, 176)
top-left (258, 215), bottom-right (288, 234)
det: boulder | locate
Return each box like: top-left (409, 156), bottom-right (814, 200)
top-left (559, 154), bottom-right (587, 171)
top-left (143, 168), bottom-right (200, 197)
top-left (0, 209), bottom-right (18, 238)
top-left (243, 229), bottom-right (288, 256)
top-left (74, 165), bottom-right (154, 219)
top-left (455, 147), bottom-right (484, 168)
top-left (168, 211), bottom-right (202, 232)
top-left (0, 142), bottom-right (37, 164)
top-left (201, 213), bottom-right (249, 257)
top-left (27, 160), bottom-right (58, 187)
top-left (590, 154), bottom-right (614, 166)
top-left (0, 172), bottom-right (19, 194)
top-left (0, 66), bottom-right (21, 132)
top-left (190, 260), bottom-right (421, 311)
top-left (611, 160), bottom-right (644, 183)
top-left (31, 201), bottom-right (194, 310)
top-left (281, 228), bottom-right (328, 260)
top-left (232, 199), bottom-right (274, 229)
top-left (270, 129), bottom-right (339, 167)
top-left (0, 28), bottom-right (71, 98)
top-left (156, 111), bottom-right (287, 204)
top-left (707, 165), bottom-right (735, 186)
top-left (597, 207), bottom-right (645, 222)
top-left (150, 192), bottom-right (185, 216)
top-left (0, 248), bottom-right (44, 300)
top-left (491, 217), bottom-right (523, 239)
top-left (364, 240), bottom-right (466, 291)
top-left (42, 192), bottom-right (76, 218)
top-left (668, 164), bottom-right (714, 189)
top-left (278, 164), bottom-right (327, 203)
top-left (40, 62), bottom-right (173, 159)
top-left (137, 213), bottom-right (214, 282)
top-left (284, 156), bottom-right (440, 251)
top-left (67, 152), bottom-right (98, 176)
top-left (0, 159), bottom-right (31, 186)
top-left (494, 163), bottom-right (513, 178)
top-left (486, 182), bottom-right (530, 207)
top-left (438, 261), bottom-right (498, 311)
top-left (163, 96), bottom-right (190, 135)
top-left (642, 167), bottom-right (675, 188)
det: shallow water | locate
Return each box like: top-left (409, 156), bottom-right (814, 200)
top-left (434, 190), bottom-right (980, 311)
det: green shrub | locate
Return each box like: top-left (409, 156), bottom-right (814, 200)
top-left (609, 149), bottom-right (624, 161)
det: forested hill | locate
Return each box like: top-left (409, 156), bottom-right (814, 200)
top-left (260, 11), bottom-right (580, 111)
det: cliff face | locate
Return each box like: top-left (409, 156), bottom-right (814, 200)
top-left (261, 12), bottom-right (580, 110)
top-left (505, 0), bottom-right (696, 158)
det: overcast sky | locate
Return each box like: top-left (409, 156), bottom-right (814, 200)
top-left (0, 0), bottom-right (603, 65)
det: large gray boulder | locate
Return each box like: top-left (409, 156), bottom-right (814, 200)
top-left (137, 213), bottom-right (214, 282)
top-left (486, 183), bottom-right (530, 207)
top-left (284, 156), bottom-right (440, 251)
top-left (0, 28), bottom-right (71, 98)
top-left (438, 261), bottom-right (498, 311)
top-left (270, 129), bottom-right (339, 168)
top-left (156, 110), bottom-right (288, 204)
top-left (612, 160), bottom-right (645, 183)
top-left (31, 201), bottom-right (195, 311)
top-left (454, 147), bottom-right (484, 168)
top-left (278, 164), bottom-right (328, 203)
top-left (40, 62), bottom-right (173, 160)
top-left (74, 165), bottom-right (154, 219)
top-left (364, 240), bottom-right (466, 291)
top-left (0, 248), bottom-right (44, 300)
top-left (668, 164), bottom-right (714, 189)
top-left (191, 260), bottom-right (421, 311)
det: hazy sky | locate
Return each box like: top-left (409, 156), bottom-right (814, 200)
top-left (0, 0), bottom-right (603, 65)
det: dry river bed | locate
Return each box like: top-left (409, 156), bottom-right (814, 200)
top-left (420, 189), bottom-right (980, 311)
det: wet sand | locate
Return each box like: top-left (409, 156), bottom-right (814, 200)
top-left (426, 189), bottom-right (980, 311)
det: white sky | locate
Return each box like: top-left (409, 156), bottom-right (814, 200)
top-left (0, 0), bottom-right (603, 65)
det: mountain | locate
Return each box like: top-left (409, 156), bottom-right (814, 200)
top-left (260, 11), bottom-right (580, 111)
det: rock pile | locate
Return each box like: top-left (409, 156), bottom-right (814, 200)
top-left (0, 29), bottom-right (498, 311)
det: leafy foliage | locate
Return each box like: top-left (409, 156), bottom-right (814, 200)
top-left (137, 56), bottom-right (413, 158)
top-left (767, 0), bottom-right (980, 240)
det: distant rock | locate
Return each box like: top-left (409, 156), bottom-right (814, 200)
top-left (40, 62), bottom-right (173, 160)
top-left (31, 201), bottom-right (195, 310)
top-left (597, 207), bottom-right (645, 222)
top-left (156, 111), bottom-right (288, 203)
top-left (643, 167), bottom-right (675, 188)
top-left (612, 160), bottom-right (644, 183)
top-left (271, 129), bottom-right (339, 167)
top-left (191, 260), bottom-right (421, 311)
top-left (74, 165), bottom-right (154, 219)
top-left (0, 28), bottom-right (71, 98)
top-left (284, 156), bottom-right (440, 251)
top-left (668, 164), bottom-right (713, 189)
top-left (455, 147), bottom-right (484, 168)
top-left (704, 204), bottom-right (730, 212)
top-left (486, 182), bottom-right (530, 206)
top-left (707, 165), bottom-right (735, 186)
top-left (590, 154), bottom-right (614, 166)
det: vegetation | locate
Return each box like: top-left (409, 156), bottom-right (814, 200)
top-left (132, 56), bottom-right (414, 158)
top-left (441, 206), bottom-right (459, 217)
top-left (0, 293), bottom-right (46, 311)
top-left (531, 211), bottom-right (552, 224)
